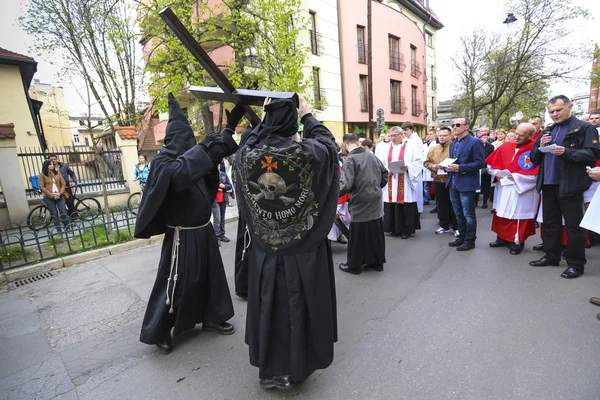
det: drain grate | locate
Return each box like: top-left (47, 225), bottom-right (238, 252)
top-left (10, 272), bottom-right (56, 289)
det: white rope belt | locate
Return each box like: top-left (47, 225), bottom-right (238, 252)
top-left (164, 222), bottom-right (211, 314)
top-left (241, 224), bottom-right (251, 261)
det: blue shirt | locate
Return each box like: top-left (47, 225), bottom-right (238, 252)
top-left (543, 124), bottom-right (567, 185)
top-left (447, 136), bottom-right (465, 186)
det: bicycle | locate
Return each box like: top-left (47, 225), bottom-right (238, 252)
top-left (27, 186), bottom-right (102, 231)
top-left (127, 180), bottom-right (145, 215)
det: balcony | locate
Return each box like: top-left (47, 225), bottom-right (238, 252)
top-left (314, 88), bottom-right (326, 109)
top-left (309, 30), bottom-right (324, 56)
top-left (391, 96), bottom-right (407, 114)
top-left (359, 93), bottom-right (368, 112)
top-left (389, 52), bottom-right (406, 72)
top-left (411, 59), bottom-right (422, 78)
top-left (357, 44), bottom-right (368, 64)
top-left (412, 100), bottom-right (423, 117)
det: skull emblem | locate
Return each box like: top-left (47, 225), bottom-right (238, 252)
top-left (258, 172), bottom-right (286, 200)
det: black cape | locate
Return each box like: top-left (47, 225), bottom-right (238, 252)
top-left (234, 109), bottom-right (338, 382)
top-left (135, 94), bottom-right (233, 344)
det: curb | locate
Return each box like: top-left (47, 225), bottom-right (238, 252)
top-left (3, 236), bottom-right (162, 285)
top-left (1, 217), bottom-right (240, 286)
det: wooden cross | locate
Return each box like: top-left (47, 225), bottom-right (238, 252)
top-left (158, 7), bottom-right (299, 127)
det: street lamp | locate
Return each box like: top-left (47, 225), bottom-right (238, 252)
top-left (503, 13), bottom-right (517, 25)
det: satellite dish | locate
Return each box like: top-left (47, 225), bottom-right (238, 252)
top-left (515, 111), bottom-right (524, 120)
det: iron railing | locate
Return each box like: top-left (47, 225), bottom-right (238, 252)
top-left (358, 43), bottom-right (367, 64)
top-left (432, 77), bottom-right (437, 90)
top-left (359, 93), bottom-right (368, 112)
top-left (18, 146), bottom-right (125, 199)
top-left (411, 59), bottom-right (422, 78)
top-left (389, 52), bottom-right (406, 71)
top-left (392, 96), bottom-right (407, 114)
top-left (309, 30), bottom-right (324, 56)
top-left (0, 210), bottom-right (138, 271)
top-left (412, 100), bottom-right (423, 117)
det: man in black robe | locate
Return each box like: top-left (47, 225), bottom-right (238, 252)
top-left (234, 97), bottom-right (339, 390)
top-left (338, 133), bottom-right (389, 274)
top-left (134, 93), bottom-right (242, 353)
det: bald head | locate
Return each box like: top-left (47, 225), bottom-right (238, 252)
top-left (515, 123), bottom-right (535, 145)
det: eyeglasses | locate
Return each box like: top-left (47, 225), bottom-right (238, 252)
top-left (451, 123), bottom-right (464, 128)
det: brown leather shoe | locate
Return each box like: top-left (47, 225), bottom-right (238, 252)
top-left (590, 297), bottom-right (600, 307)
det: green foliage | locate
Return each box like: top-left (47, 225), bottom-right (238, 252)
top-left (452, 0), bottom-right (590, 128)
top-left (0, 245), bottom-right (33, 262)
top-left (138, 0), bottom-right (310, 133)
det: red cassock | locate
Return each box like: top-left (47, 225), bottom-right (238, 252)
top-left (485, 140), bottom-right (539, 244)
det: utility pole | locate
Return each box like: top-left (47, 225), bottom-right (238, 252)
top-left (367, 0), bottom-right (374, 140)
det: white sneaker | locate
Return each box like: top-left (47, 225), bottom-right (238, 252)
top-left (435, 227), bottom-right (449, 235)
top-left (454, 230), bottom-right (460, 237)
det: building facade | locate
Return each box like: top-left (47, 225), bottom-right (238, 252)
top-left (571, 92), bottom-right (590, 119)
top-left (0, 47), bottom-right (45, 150)
top-left (589, 43), bottom-right (599, 114)
top-left (29, 80), bottom-right (73, 149)
top-left (300, 0), bottom-right (345, 138)
top-left (338, 0), bottom-right (442, 138)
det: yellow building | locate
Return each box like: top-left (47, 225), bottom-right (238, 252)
top-left (0, 47), bottom-right (45, 150)
top-left (29, 80), bottom-right (73, 149)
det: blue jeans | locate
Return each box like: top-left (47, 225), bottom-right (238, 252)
top-left (423, 181), bottom-right (431, 204)
top-left (43, 196), bottom-right (69, 232)
top-left (449, 186), bottom-right (477, 242)
top-left (212, 201), bottom-right (226, 238)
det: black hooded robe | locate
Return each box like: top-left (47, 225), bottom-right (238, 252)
top-left (234, 103), bottom-right (339, 383)
top-left (135, 94), bottom-right (234, 345)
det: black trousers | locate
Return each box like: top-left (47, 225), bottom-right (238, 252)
top-left (542, 185), bottom-right (586, 267)
top-left (478, 173), bottom-right (491, 203)
top-left (434, 181), bottom-right (457, 230)
top-left (65, 187), bottom-right (76, 215)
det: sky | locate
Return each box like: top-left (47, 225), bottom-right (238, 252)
top-left (1, 0), bottom-right (599, 115)
top-left (429, 0), bottom-right (600, 102)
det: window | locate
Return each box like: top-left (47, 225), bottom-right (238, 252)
top-left (390, 80), bottom-right (401, 113)
top-left (357, 25), bottom-right (366, 64)
top-left (73, 132), bottom-right (81, 144)
top-left (309, 11), bottom-right (319, 55)
top-left (388, 35), bottom-right (401, 70)
top-left (313, 67), bottom-right (322, 107)
top-left (359, 75), bottom-right (368, 112)
top-left (430, 65), bottom-right (436, 89)
top-left (426, 31), bottom-right (433, 48)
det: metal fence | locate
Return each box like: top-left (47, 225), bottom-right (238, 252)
top-left (138, 149), bottom-right (160, 164)
top-left (18, 146), bottom-right (126, 199)
top-left (0, 210), bottom-right (138, 271)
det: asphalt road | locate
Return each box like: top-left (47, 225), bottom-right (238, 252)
top-left (1, 206), bottom-right (599, 400)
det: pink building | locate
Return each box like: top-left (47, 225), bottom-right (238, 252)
top-left (338, 0), bottom-right (442, 137)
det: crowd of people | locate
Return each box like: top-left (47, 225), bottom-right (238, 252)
top-left (132, 93), bottom-right (600, 392)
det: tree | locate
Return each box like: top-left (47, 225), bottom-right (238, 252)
top-left (21, 0), bottom-right (142, 223)
top-left (452, 0), bottom-right (590, 128)
top-left (138, 0), bottom-right (310, 133)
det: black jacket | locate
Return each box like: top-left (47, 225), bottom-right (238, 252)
top-left (530, 116), bottom-right (600, 198)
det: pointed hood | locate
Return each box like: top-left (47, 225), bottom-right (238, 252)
top-left (160, 93), bottom-right (196, 157)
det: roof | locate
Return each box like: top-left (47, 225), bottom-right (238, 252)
top-left (398, 0), bottom-right (444, 30)
top-left (0, 47), bottom-right (35, 62)
top-left (0, 47), bottom-right (38, 88)
top-left (0, 123), bottom-right (17, 139)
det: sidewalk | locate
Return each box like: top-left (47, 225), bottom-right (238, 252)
top-left (1, 208), bottom-right (599, 399)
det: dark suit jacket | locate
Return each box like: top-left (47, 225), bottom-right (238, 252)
top-left (446, 134), bottom-right (485, 192)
